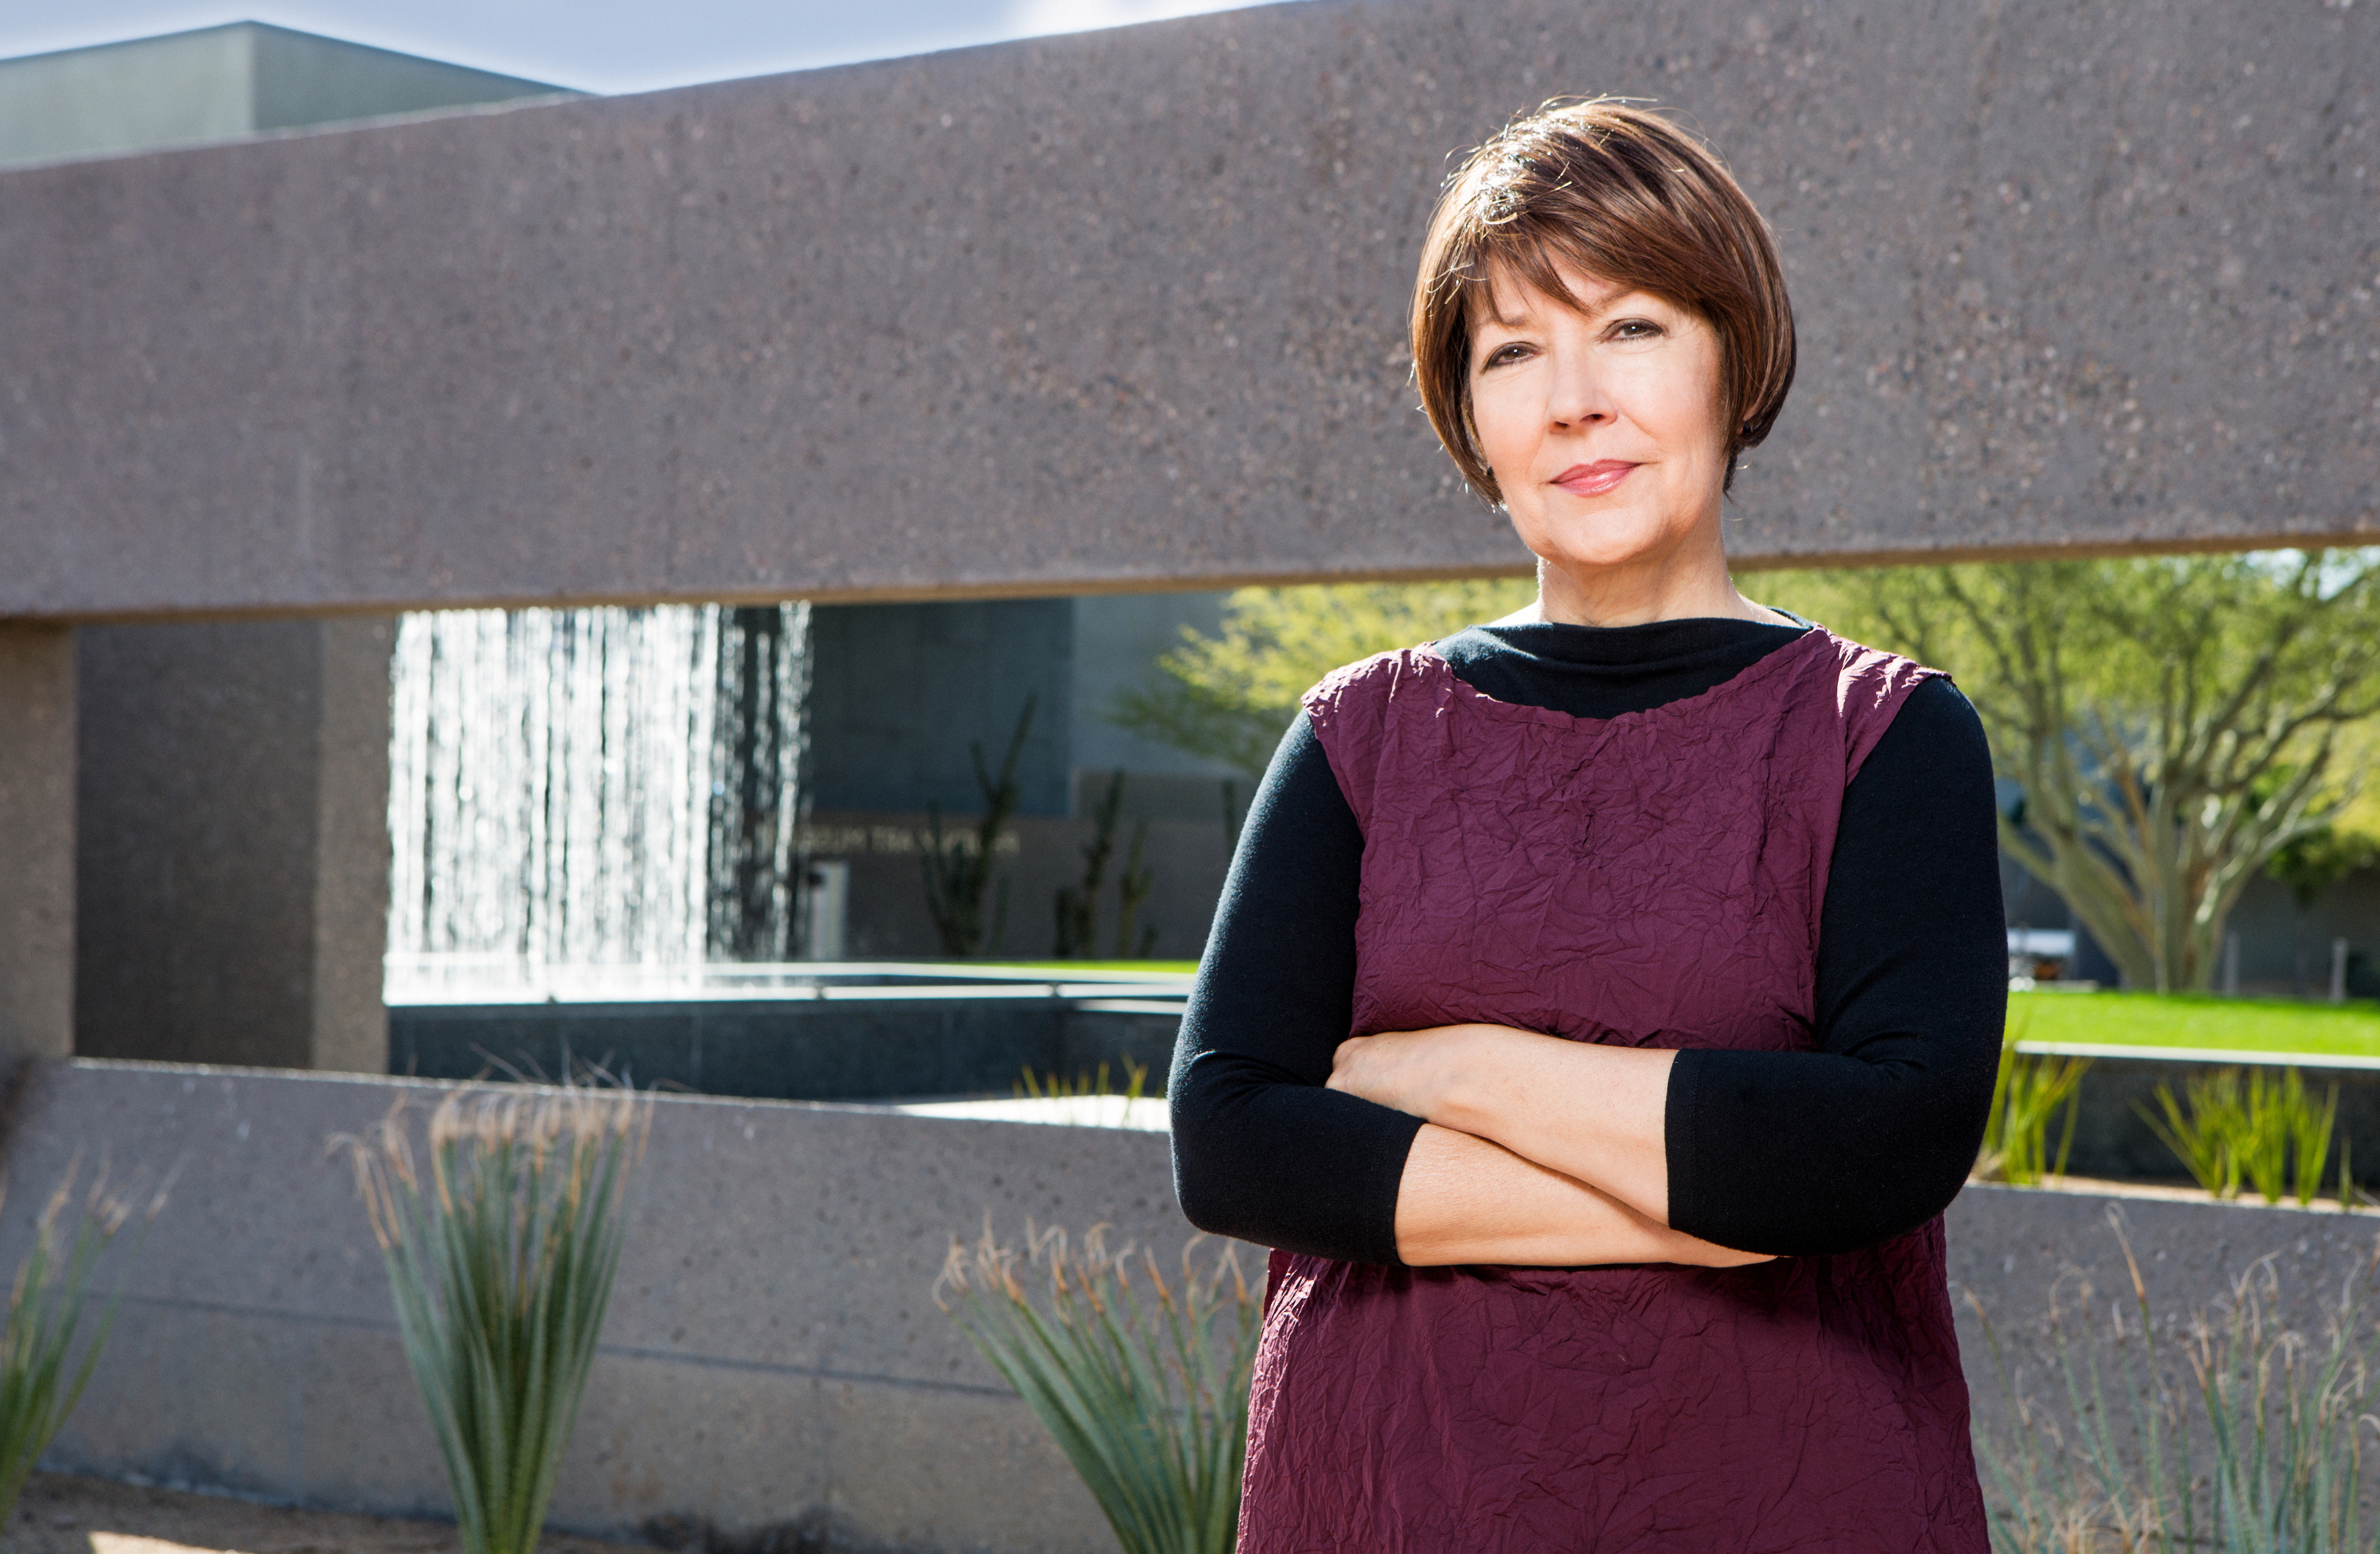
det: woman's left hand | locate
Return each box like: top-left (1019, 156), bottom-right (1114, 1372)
top-left (1326, 1023), bottom-right (1528, 1123)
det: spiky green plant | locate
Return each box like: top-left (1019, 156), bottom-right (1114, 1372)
top-left (2141, 1067), bottom-right (2341, 1206)
top-left (2283, 1070), bottom-right (2341, 1209)
top-left (1015, 1058), bottom-right (1152, 1102)
top-left (1974, 1213), bottom-right (2380, 1553)
top-left (937, 1223), bottom-right (1261, 1554)
top-left (0, 1163), bottom-right (164, 1530)
top-left (343, 1083), bottom-right (649, 1554)
top-left (1976, 1025), bottom-right (2092, 1187)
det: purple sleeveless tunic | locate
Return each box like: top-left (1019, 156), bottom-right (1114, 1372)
top-left (1236, 627), bottom-right (1988, 1552)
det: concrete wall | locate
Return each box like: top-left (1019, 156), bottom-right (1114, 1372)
top-left (0, 629), bottom-right (74, 1063)
top-left (2040, 1048), bottom-right (2380, 1186)
top-left (1, 0), bottom-right (2372, 624)
top-left (0, 1059), bottom-right (1202, 1552)
top-left (391, 999), bottom-right (1183, 1099)
top-left (6, 1057), bottom-right (2380, 1549)
top-left (20, 27), bottom-right (563, 1078)
top-left (75, 620), bottom-right (395, 1072)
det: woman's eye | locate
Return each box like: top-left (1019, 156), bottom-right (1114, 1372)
top-left (1610, 319), bottom-right (1663, 341)
top-left (1481, 343), bottom-right (1531, 369)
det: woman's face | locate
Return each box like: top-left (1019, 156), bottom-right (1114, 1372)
top-left (1469, 263), bottom-right (1732, 588)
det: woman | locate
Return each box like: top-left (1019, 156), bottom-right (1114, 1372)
top-left (1170, 101), bottom-right (2005, 1550)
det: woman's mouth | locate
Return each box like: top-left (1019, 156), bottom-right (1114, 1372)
top-left (1552, 460), bottom-right (1639, 498)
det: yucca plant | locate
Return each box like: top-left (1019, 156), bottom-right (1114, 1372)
top-left (2282, 1070), bottom-right (2341, 1209)
top-left (342, 1082), bottom-right (649, 1554)
top-left (1974, 1213), bottom-right (2380, 1553)
top-left (0, 1163), bottom-right (165, 1530)
top-left (2141, 1066), bottom-right (2340, 1206)
top-left (1976, 1025), bottom-right (2092, 1186)
top-left (937, 1222), bottom-right (1261, 1554)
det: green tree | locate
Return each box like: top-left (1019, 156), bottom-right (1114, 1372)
top-left (1106, 579), bottom-right (1536, 781)
top-left (1762, 552), bottom-right (2380, 992)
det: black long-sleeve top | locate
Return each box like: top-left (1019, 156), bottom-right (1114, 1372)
top-left (1168, 616), bottom-right (2007, 1263)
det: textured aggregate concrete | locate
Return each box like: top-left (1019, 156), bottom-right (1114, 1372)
top-left (0, 0), bottom-right (2371, 623)
top-left (0, 1059), bottom-right (1204, 1552)
top-left (4, 1059), bottom-right (2377, 1550)
top-left (0, 629), bottom-right (74, 1062)
top-left (1948, 1182), bottom-right (2380, 1467)
top-left (74, 619), bottom-right (394, 1072)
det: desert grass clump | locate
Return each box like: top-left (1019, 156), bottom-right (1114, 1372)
top-left (1975, 1213), bottom-right (2380, 1553)
top-left (0, 1162), bottom-right (165, 1530)
top-left (342, 1083), bottom-right (650, 1554)
top-left (937, 1222), bottom-right (1261, 1554)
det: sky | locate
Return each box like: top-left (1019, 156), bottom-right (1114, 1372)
top-left (0, 0), bottom-right (1291, 96)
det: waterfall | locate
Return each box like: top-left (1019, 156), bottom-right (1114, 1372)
top-left (386, 603), bottom-right (810, 995)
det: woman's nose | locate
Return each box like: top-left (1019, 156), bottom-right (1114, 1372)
top-left (1547, 359), bottom-right (1613, 430)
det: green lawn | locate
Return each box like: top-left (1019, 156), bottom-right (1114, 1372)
top-left (2012, 990), bottom-right (2380, 1059)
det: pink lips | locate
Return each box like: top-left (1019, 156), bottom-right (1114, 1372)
top-left (1552, 460), bottom-right (1639, 498)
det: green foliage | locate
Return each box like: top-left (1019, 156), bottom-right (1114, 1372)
top-left (1761, 552), bottom-right (2380, 991)
top-left (1016, 1058), bottom-right (1153, 1101)
top-left (1106, 580), bottom-right (1537, 780)
top-left (1975, 1217), bottom-right (2380, 1553)
top-left (923, 695), bottom-right (1037, 957)
top-left (937, 1224), bottom-right (1261, 1554)
top-left (0, 1164), bottom-right (163, 1530)
top-left (344, 1084), bottom-right (649, 1554)
top-left (2138, 1067), bottom-right (2338, 1206)
top-left (1976, 1020), bottom-right (2091, 1186)
top-left (2267, 824), bottom-right (2380, 912)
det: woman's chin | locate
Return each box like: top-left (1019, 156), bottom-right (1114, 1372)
top-left (1530, 535), bottom-right (1686, 578)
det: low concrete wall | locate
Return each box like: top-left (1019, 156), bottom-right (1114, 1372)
top-left (2050, 1050), bottom-right (2380, 1186)
top-left (390, 999), bottom-right (1183, 1101)
top-left (5, 1057), bottom-right (2379, 1551)
top-left (1945, 1182), bottom-right (2380, 1461)
top-left (0, 1059), bottom-right (1206, 1553)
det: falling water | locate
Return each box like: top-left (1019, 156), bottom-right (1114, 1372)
top-left (386, 603), bottom-right (811, 994)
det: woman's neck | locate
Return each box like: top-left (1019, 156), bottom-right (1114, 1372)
top-left (1510, 550), bottom-right (1789, 630)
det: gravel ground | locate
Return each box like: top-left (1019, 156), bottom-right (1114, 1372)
top-left (8, 1474), bottom-right (654, 1554)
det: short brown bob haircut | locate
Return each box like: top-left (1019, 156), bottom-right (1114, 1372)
top-left (1412, 99), bottom-right (1796, 500)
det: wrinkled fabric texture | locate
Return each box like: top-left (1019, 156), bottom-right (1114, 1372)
top-left (1236, 628), bottom-right (1988, 1553)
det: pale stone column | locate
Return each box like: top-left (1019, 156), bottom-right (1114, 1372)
top-left (0, 625), bottom-right (75, 1064)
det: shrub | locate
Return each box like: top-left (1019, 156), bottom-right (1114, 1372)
top-left (1976, 1027), bottom-right (2092, 1187)
top-left (937, 1222), bottom-right (1261, 1554)
top-left (342, 1083), bottom-right (649, 1554)
top-left (2141, 1066), bottom-right (2340, 1206)
top-left (0, 1163), bottom-right (164, 1530)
